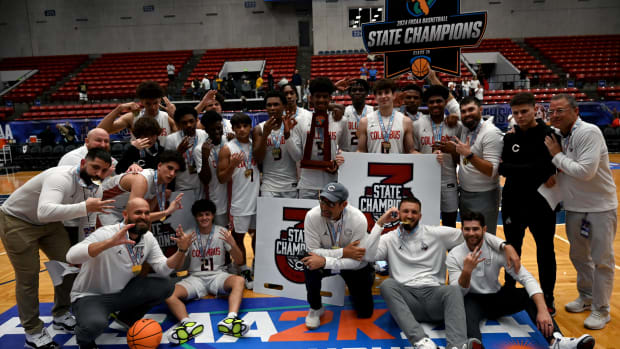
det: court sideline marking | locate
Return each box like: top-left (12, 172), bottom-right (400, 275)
top-left (554, 224), bottom-right (620, 271)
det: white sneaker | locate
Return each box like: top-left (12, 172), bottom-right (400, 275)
top-left (584, 310), bottom-right (610, 330)
top-left (168, 319), bottom-right (204, 344)
top-left (565, 297), bottom-right (592, 313)
top-left (305, 306), bottom-right (325, 329)
top-left (25, 327), bottom-right (59, 349)
top-left (550, 332), bottom-right (595, 349)
top-left (52, 312), bottom-right (76, 333)
top-left (413, 337), bottom-right (437, 349)
top-left (449, 338), bottom-right (483, 349)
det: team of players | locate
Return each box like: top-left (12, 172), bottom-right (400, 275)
top-left (0, 77), bottom-right (613, 349)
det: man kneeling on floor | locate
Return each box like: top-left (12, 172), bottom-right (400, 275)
top-left (369, 197), bottom-right (520, 349)
top-left (446, 211), bottom-right (595, 349)
top-left (166, 199), bottom-right (249, 344)
top-left (66, 198), bottom-right (193, 349)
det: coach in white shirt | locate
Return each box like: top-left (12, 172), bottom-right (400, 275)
top-left (544, 93), bottom-right (618, 330)
top-left (450, 96), bottom-right (503, 235)
top-left (0, 148), bottom-right (114, 349)
top-left (67, 198), bottom-right (193, 349)
top-left (447, 211), bottom-right (595, 348)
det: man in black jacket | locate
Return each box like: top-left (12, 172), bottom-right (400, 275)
top-left (499, 92), bottom-right (559, 316)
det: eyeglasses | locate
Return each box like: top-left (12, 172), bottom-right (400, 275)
top-left (318, 199), bottom-right (338, 208)
top-left (548, 108), bottom-right (569, 115)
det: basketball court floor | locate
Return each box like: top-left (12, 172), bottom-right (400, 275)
top-left (0, 155), bottom-right (619, 348)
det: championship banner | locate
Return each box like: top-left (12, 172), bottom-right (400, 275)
top-left (254, 198), bottom-right (346, 306)
top-left (340, 152), bottom-right (441, 232)
top-left (361, 0), bottom-right (487, 79)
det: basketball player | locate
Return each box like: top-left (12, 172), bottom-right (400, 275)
top-left (400, 83), bottom-right (424, 121)
top-left (342, 79), bottom-right (372, 152)
top-left (67, 198), bottom-right (193, 349)
top-left (282, 83), bottom-right (312, 122)
top-left (164, 106), bottom-right (208, 229)
top-left (99, 150), bottom-right (185, 226)
top-left (413, 85), bottom-right (462, 227)
top-left (217, 112), bottom-right (259, 289)
top-left (97, 81), bottom-right (176, 145)
top-left (450, 96), bottom-right (503, 235)
top-left (253, 91), bottom-right (298, 198)
top-left (447, 211), bottom-right (595, 349)
top-left (302, 182), bottom-right (375, 330)
top-left (0, 148), bottom-right (114, 349)
top-left (195, 89), bottom-right (234, 140)
top-left (115, 117), bottom-right (162, 173)
top-left (357, 78), bottom-right (416, 154)
top-left (166, 200), bottom-right (249, 344)
top-left (283, 77), bottom-right (347, 199)
top-left (368, 198), bottom-right (518, 349)
top-left (195, 110), bottom-right (230, 227)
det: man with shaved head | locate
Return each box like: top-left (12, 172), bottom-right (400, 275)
top-left (67, 198), bottom-right (194, 349)
top-left (58, 127), bottom-right (119, 245)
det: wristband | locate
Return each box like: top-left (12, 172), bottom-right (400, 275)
top-left (177, 247), bottom-right (188, 253)
top-left (465, 152), bottom-right (474, 160)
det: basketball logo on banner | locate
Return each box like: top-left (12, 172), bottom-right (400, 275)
top-left (361, 0), bottom-right (487, 80)
top-left (274, 207), bottom-right (308, 283)
top-left (359, 162), bottom-right (414, 231)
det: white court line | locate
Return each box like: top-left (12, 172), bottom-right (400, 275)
top-left (0, 252), bottom-right (6, 256)
top-left (553, 225), bottom-right (620, 271)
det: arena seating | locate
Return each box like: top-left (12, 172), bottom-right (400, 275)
top-left (52, 50), bottom-right (191, 101)
top-left (19, 103), bottom-right (116, 120)
top-left (0, 55), bottom-right (88, 103)
top-left (526, 35), bottom-right (620, 82)
top-left (598, 86), bottom-right (620, 101)
top-left (183, 46), bottom-right (297, 93)
top-left (0, 106), bottom-right (14, 120)
top-left (483, 87), bottom-right (587, 105)
top-left (463, 38), bottom-right (558, 83)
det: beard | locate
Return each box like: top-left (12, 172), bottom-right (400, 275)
top-left (127, 218), bottom-right (150, 243)
top-left (79, 167), bottom-right (101, 186)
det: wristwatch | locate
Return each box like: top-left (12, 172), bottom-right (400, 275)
top-left (465, 152), bottom-right (474, 160)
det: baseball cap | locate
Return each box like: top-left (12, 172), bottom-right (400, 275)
top-left (319, 182), bottom-right (349, 203)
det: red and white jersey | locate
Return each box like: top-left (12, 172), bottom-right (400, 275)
top-left (414, 115), bottom-right (463, 186)
top-left (194, 136), bottom-right (228, 216)
top-left (164, 129), bottom-right (208, 191)
top-left (365, 109), bottom-right (406, 153)
top-left (102, 169), bottom-right (158, 210)
top-left (226, 139), bottom-right (259, 216)
top-left (258, 121), bottom-right (298, 193)
top-left (343, 104), bottom-right (371, 152)
top-left (187, 224), bottom-right (232, 276)
top-left (133, 109), bottom-right (171, 145)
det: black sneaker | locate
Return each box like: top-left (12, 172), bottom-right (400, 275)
top-left (78, 342), bottom-right (99, 349)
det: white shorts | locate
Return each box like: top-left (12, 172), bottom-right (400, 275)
top-left (441, 184), bottom-right (459, 213)
top-left (214, 214), bottom-right (229, 228)
top-left (177, 272), bottom-right (231, 299)
top-left (233, 215), bottom-right (256, 234)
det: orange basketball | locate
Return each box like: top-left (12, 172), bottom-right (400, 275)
top-left (127, 318), bottom-right (163, 349)
top-left (411, 57), bottom-right (430, 78)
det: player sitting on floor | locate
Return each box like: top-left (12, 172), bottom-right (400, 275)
top-left (166, 199), bottom-right (249, 344)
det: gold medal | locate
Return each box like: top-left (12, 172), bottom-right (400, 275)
top-left (244, 169), bottom-right (252, 178)
top-left (132, 264), bottom-right (142, 275)
top-left (160, 215), bottom-right (166, 222)
top-left (272, 148), bottom-right (281, 157)
top-left (331, 246), bottom-right (340, 249)
top-left (463, 158), bottom-right (469, 165)
top-left (381, 141), bottom-right (391, 153)
top-left (176, 270), bottom-right (188, 277)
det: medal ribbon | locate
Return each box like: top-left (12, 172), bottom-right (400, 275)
top-left (378, 110), bottom-right (395, 143)
top-left (270, 123), bottom-right (284, 150)
top-left (234, 139), bottom-right (253, 170)
top-left (562, 119), bottom-right (581, 152)
top-left (431, 121), bottom-right (444, 143)
top-left (153, 170), bottom-right (166, 212)
top-left (195, 227), bottom-right (215, 260)
top-left (468, 121), bottom-right (483, 146)
top-left (122, 224), bottom-right (141, 266)
top-left (327, 208), bottom-right (346, 247)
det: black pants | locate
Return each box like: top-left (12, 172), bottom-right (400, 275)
top-left (64, 226), bottom-right (79, 246)
top-left (72, 276), bottom-right (174, 345)
top-left (502, 194), bottom-right (557, 306)
top-left (304, 264), bottom-right (375, 318)
top-left (465, 287), bottom-right (560, 344)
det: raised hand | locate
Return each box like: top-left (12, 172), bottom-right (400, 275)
top-left (218, 228), bottom-right (236, 246)
top-left (108, 224), bottom-right (136, 247)
top-left (230, 152), bottom-right (245, 167)
top-left (86, 198), bottom-right (115, 213)
top-left (131, 137), bottom-right (151, 150)
top-left (202, 138), bottom-right (214, 155)
top-left (544, 135), bottom-right (562, 156)
top-left (334, 77), bottom-right (353, 91)
top-left (177, 136), bottom-right (191, 154)
top-left (263, 115), bottom-right (279, 134)
top-left (125, 164), bottom-right (143, 174)
top-left (282, 111), bottom-right (298, 138)
top-left (449, 136), bottom-right (471, 156)
top-left (120, 102), bottom-right (141, 115)
top-left (162, 97), bottom-right (176, 117)
top-left (377, 206), bottom-right (400, 227)
top-left (463, 245), bottom-right (485, 273)
top-left (171, 224), bottom-right (196, 252)
top-left (165, 193), bottom-right (184, 216)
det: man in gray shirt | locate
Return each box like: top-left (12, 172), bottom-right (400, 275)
top-left (0, 148), bottom-right (115, 349)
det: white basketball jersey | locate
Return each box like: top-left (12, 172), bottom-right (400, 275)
top-left (193, 136), bottom-right (229, 216)
top-left (365, 109), bottom-right (406, 153)
top-left (343, 105), bottom-right (371, 152)
top-left (258, 121), bottom-right (298, 193)
top-left (164, 129), bottom-right (208, 191)
top-left (413, 115), bottom-right (462, 185)
top-left (227, 140), bottom-right (259, 216)
top-left (133, 109), bottom-right (171, 145)
top-left (187, 224), bottom-right (232, 276)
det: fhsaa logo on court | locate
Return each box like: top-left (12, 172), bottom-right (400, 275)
top-left (359, 163), bottom-right (414, 231)
top-left (274, 207), bottom-right (309, 283)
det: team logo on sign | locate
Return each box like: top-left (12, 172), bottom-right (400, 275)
top-left (358, 163), bottom-right (414, 231)
top-left (362, 0), bottom-right (487, 80)
top-left (274, 207), bottom-right (309, 283)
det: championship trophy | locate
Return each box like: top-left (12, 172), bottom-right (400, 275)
top-left (300, 110), bottom-right (337, 171)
